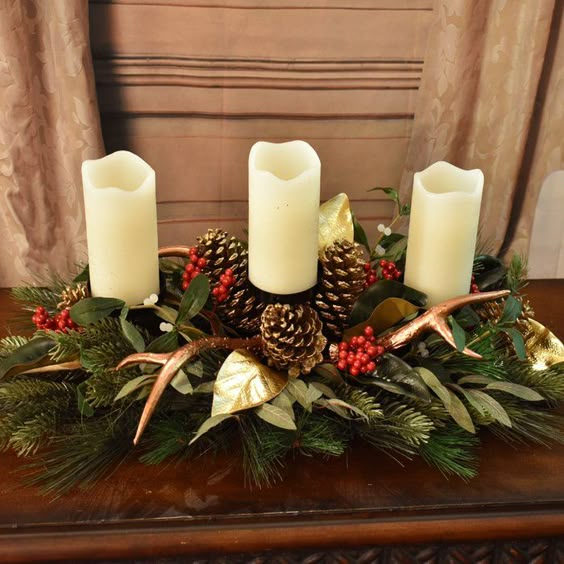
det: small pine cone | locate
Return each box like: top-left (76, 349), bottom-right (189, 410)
top-left (57, 282), bottom-right (89, 310)
top-left (197, 229), bottom-right (263, 334)
top-left (314, 239), bottom-right (366, 339)
top-left (261, 303), bottom-right (327, 378)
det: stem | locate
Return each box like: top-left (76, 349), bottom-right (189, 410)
top-left (370, 213), bottom-right (402, 259)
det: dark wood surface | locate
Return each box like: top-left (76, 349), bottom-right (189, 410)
top-left (0, 281), bottom-right (563, 563)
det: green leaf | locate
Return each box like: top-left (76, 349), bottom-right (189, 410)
top-left (375, 353), bottom-right (432, 403)
top-left (305, 383), bottom-right (323, 405)
top-left (381, 236), bottom-right (408, 262)
top-left (369, 186), bottom-right (401, 208)
top-left (499, 295), bottom-right (522, 325)
top-left (349, 280), bottom-right (427, 325)
top-left (312, 363), bottom-right (345, 385)
top-left (170, 369), bottom-right (193, 395)
top-left (184, 360), bottom-right (204, 378)
top-left (416, 367), bottom-right (475, 433)
top-left (272, 391), bottom-right (296, 418)
top-left (463, 389), bottom-right (512, 427)
top-left (286, 378), bottom-right (310, 410)
top-left (176, 274), bottom-right (210, 324)
top-left (309, 381), bottom-right (338, 399)
top-left (146, 330), bottom-right (179, 353)
top-left (400, 203), bottom-right (411, 216)
top-left (70, 297), bottom-right (125, 326)
top-left (455, 306), bottom-right (481, 330)
top-left (120, 317), bottom-right (145, 353)
top-left (452, 385), bottom-right (489, 418)
top-left (458, 375), bottom-right (496, 386)
top-left (114, 374), bottom-right (156, 401)
top-left (194, 381), bottom-right (215, 394)
top-left (502, 327), bottom-right (526, 360)
top-left (351, 210), bottom-right (371, 255)
top-left (72, 264), bottom-right (90, 283)
top-left (485, 381), bottom-right (544, 402)
top-left (448, 316), bottom-right (466, 352)
top-left (473, 255), bottom-right (507, 291)
top-left (189, 414), bottom-right (234, 445)
top-left (0, 336), bottom-right (56, 379)
top-left (255, 403), bottom-right (297, 430)
top-left (77, 382), bottom-right (94, 417)
top-left (320, 398), bottom-right (370, 421)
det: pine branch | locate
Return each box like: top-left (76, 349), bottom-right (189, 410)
top-left (0, 335), bottom-right (29, 359)
top-left (296, 411), bottom-right (348, 458)
top-left (337, 385), bottom-right (383, 423)
top-left (420, 424), bottom-right (479, 480)
top-left (504, 362), bottom-right (564, 404)
top-left (506, 254), bottom-right (528, 293)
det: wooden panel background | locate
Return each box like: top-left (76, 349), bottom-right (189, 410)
top-left (89, 0), bottom-right (433, 246)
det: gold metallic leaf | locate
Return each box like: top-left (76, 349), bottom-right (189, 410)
top-left (344, 297), bottom-right (420, 339)
top-left (523, 318), bottom-right (564, 370)
top-left (212, 349), bottom-right (288, 416)
top-left (319, 193), bottom-right (354, 253)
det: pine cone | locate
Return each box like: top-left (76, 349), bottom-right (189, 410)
top-left (260, 303), bottom-right (327, 377)
top-left (197, 229), bottom-right (263, 334)
top-left (314, 239), bottom-right (366, 339)
top-left (57, 282), bottom-right (89, 310)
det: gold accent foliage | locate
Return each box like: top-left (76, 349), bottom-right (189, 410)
top-left (261, 303), bottom-right (327, 377)
top-left (523, 318), bottom-right (564, 370)
top-left (318, 193), bottom-right (354, 253)
top-left (57, 282), bottom-right (89, 310)
top-left (211, 349), bottom-right (288, 416)
top-left (344, 297), bottom-right (420, 339)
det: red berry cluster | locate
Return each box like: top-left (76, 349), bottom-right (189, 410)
top-left (334, 326), bottom-right (385, 377)
top-left (364, 259), bottom-right (402, 288)
top-left (470, 275), bottom-right (480, 294)
top-left (182, 246), bottom-right (207, 291)
top-left (212, 268), bottom-right (235, 303)
top-left (32, 306), bottom-right (77, 333)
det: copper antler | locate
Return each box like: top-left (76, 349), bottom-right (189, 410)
top-left (158, 246), bottom-right (193, 259)
top-left (117, 336), bottom-right (262, 445)
top-left (376, 289), bottom-right (510, 358)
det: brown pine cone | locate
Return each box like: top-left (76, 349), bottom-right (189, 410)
top-left (314, 239), bottom-right (366, 339)
top-left (260, 303), bottom-right (327, 377)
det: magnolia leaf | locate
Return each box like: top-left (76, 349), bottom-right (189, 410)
top-left (349, 280), bottom-right (427, 326)
top-left (485, 381), bottom-right (544, 401)
top-left (345, 297), bottom-right (420, 339)
top-left (176, 274), bottom-right (210, 324)
top-left (448, 316), bottom-right (466, 352)
top-left (77, 382), bottom-right (94, 417)
top-left (473, 255), bottom-right (507, 291)
top-left (318, 193), bottom-right (354, 253)
top-left (194, 381), bottom-right (215, 394)
top-left (146, 330), bottom-right (179, 353)
top-left (73, 264), bottom-right (89, 283)
top-left (120, 317), bottom-right (145, 353)
top-left (170, 369), bottom-right (193, 395)
top-left (499, 295), bottom-right (522, 325)
top-left (502, 327), bottom-right (526, 360)
top-left (114, 374), bottom-right (156, 401)
top-left (70, 297), bottom-right (125, 325)
top-left (272, 391), bottom-right (296, 417)
top-left (351, 210), bottom-right (370, 255)
top-left (189, 414), bottom-right (234, 445)
top-left (464, 389), bottom-right (512, 427)
top-left (309, 381), bottom-right (337, 399)
top-left (375, 353), bottom-right (432, 403)
top-left (255, 403), bottom-right (297, 431)
top-left (312, 363), bottom-right (345, 385)
top-left (211, 350), bottom-right (288, 416)
top-left (286, 378), bottom-right (310, 410)
top-left (0, 336), bottom-right (56, 379)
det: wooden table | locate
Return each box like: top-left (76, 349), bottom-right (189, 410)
top-left (0, 281), bottom-right (563, 563)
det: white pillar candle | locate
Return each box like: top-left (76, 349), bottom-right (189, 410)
top-left (248, 141), bottom-right (320, 295)
top-left (404, 161), bottom-right (483, 306)
top-left (82, 150), bottom-right (160, 305)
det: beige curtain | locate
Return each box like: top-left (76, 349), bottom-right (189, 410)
top-left (400, 0), bottom-right (562, 259)
top-left (0, 0), bottom-right (104, 287)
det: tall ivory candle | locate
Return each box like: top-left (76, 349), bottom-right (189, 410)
top-left (248, 141), bottom-right (320, 295)
top-left (82, 150), bottom-right (160, 305)
top-left (404, 161), bottom-right (483, 306)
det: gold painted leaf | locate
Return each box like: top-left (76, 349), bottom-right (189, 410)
top-left (212, 349), bottom-right (288, 416)
top-left (318, 193), bottom-right (354, 253)
top-left (344, 297), bottom-right (420, 338)
top-left (523, 318), bottom-right (564, 370)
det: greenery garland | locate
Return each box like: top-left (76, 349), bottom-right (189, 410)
top-left (1, 190), bottom-right (563, 496)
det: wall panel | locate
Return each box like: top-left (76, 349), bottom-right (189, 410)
top-left (89, 0), bottom-right (432, 245)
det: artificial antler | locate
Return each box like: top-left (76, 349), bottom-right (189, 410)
top-left (117, 336), bottom-right (262, 445)
top-left (376, 289), bottom-right (510, 358)
top-left (159, 246), bottom-right (193, 259)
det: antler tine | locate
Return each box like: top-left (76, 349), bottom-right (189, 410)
top-left (116, 352), bottom-right (171, 370)
top-left (158, 246), bottom-right (193, 258)
top-left (376, 289), bottom-right (510, 357)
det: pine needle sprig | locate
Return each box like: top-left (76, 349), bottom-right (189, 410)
top-left (0, 335), bottom-right (29, 359)
top-left (337, 385), bottom-right (383, 423)
top-left (506, 254), bottom-right (528, 294)
top-left (11, 286), bottom-right (61, 314)
top-left (295, 411), bottom-right (348, 458)
top-left (420, 424), bottom-right (479, 480)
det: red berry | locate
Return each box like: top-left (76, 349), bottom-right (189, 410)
top-left (367, 361), bottom-right (376, 372)
top-left (225, 268), bottom-right (233, 276)
top-left (337, 360), bottom-right (347, 371)
top-left (338, 342), bottom-right (348, 351)
top-left (375, 345), bottom-right (385, 356)
top-left (349, 367), bottom-right (359, 377)
top-left (364, 326), bottom-right (374, 337)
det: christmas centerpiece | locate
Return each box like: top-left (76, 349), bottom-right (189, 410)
top-left (0, 144), bottom-right (563, 495)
